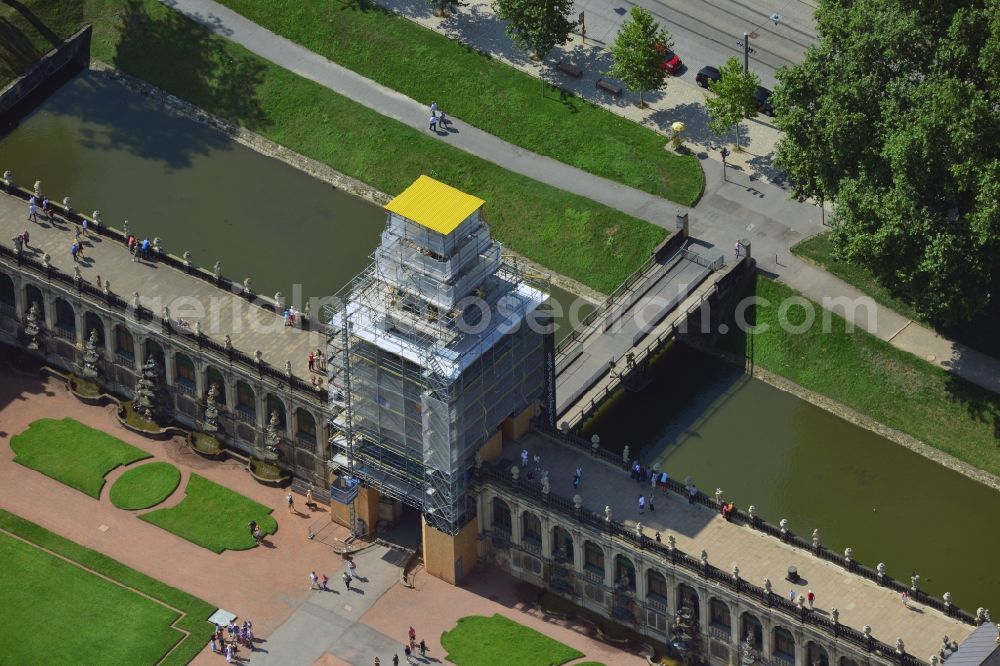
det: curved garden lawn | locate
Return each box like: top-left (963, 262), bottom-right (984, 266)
top-left (110, 462), bottom-right (182, 510)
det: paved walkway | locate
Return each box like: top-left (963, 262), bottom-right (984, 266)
top-left (159, 0), bottom-right (1000, 396)
top-left (505, 432), bottom-right (974, 661)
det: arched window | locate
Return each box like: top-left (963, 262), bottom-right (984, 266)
top-left (25, 284), bottom-right (44, 315)
top-left (807, 642), bottom-right (829, 666)
top-left (205, 366), bottom-right (226, 404)
top-left (521, 512), bottom-right (541, 547)
top-left (144, 339), bottom-right (165, 368)
top-left (677, 583), bottom-right (699, 621)
top-left (614, 554), bottom-right (636, 591)
top-left (647, 570), bottom-right (668, 601)
top-left (552, 526), bottom-right (574, 565)
top-left (710, 598), bottom-right (731, 631)
top-left (741, 611), bottom-right (763, 650)
top-left (114, 325), bottom-right (134, 360)
top-left (296, 408), bottom-right (316, 446)
top-left (0, 273), bottom-right (14, 307)
top-left (174, 352), bottom-right (196, 388)
top-left (83, 312), bottom-right (104, 347)
top-left (54, 298), bottom-right (75, 334)
top-left (773, 627), bottom-right (795, 661)
top-left (583, 541), bottom-right (605, 576)
top-left (491, 498), bottom-right (511, 531)
top-left (236, 380), bottom-right (256, 419)
top-left (266, 394), bottom-right (287, 428)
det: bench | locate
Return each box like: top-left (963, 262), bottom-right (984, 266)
top-left (557, 60), bottom-right (583, 78)
top-left (596, 78), bottom-right (623, 97)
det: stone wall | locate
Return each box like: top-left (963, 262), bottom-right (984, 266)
top-left (0, 25), bottom-right (92, 127)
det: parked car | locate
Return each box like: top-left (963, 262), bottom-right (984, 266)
top-left (696, 65), bottom-right (721, 89)
top-left (656, 44), bottom-right (683, 75)
top-left (755, 86), bottom-right (775, 116)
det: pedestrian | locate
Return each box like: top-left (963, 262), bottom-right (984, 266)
top-left (211, 635), bottom-right (218, 653)
top-left (430, 101), bottom-right (438, 117)
top-left (520, 449), bottom-right (528, 467)
top-left (429, 115), bottom-right (437, 131)
top-left (253, 525), bottom-right (262, 544)
top-left (225, 643), bottom-right (233, 664)
top-left (28, 201), bottom-right (38, 223)
top-left (638, 494), bottom-right (646, 514)
top-left (21, 230), bottom-right (29, 247)
top-left (140, 237), bottom-right (150, 259)
top-left (82, 218), bottom-right (89, 236)
top-left (343, 571), bottom-right (352, 591)
top-left (348, 559), bottom-right (359, 578)
top-left (310, 571), bottom-right (319, 590)
top-left (408, 626), bottom-right (416, 643)
top-left (248, 520), bottom-right (258, 538)
top-left (321, 573), bottom-right (329, 590)
top-left (393, 655), bottom-right (399, 666)
top-left (287, 491), bottom-right (295, 513)
top-left (283, 309), bottom-right (290, 326)
top-left (789, 589), bottom-right (796, 602)
top-left (42, 198), bottom-right (51, 220)
top-left (306, 486), bottom-right (315, 509)
top-left (419, 639), bottom-right (427, 657)
top-left (648, 496), bottom-right (655, 512)
top-left (438, 111), bottom-right (447, 128)
top-left (687, 483), bottom-right (697, 504)
top-left (807, 589), bottom-right (815, 609)
top-left (404, 645), bottom-right (412, 664)
top-left (71, 242), bottom-right (79, 262)
top-left (650, 473), bottom-right (657, 489)
top-left (901, 591), bottom-right (909, 607)
top-left (289, 306), bottom-right (298, 326)
top-left (735, 240), bottom-right (741, 259)
top-left (633, 462), bottom-right (641, 483)
top-left (308, 351), bottom-right (315, 371)
top-left (374, 657), bottom-right (380, 666)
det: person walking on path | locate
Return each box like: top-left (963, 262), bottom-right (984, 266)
top-left (408, 626), bottom-right (416, 643)
top-left (520, 449), bottom-right (528, 467)
top-left (638, 495), bottom-right (646, 514)
top-left (438, 111), bottom-right (447, 128)
top-left (321, 573), bottom-right (329, 591)
top-left (404, 646), bottom-right (413, 664)
top-left (21, 230), bottom-right (29, 248)
top-left (306, 486), bottom-right (315, 510)
top-left (901, 591), bottom-right (909, 607)
top-left (419, 640), bottom-right (427, 658)
top-left (27, 201), bottom-right (38, 223)
top-left (343, 571), bottom-right (352, 591)
top-left (71, 242), bottom-right (80, 263)
top-left (42, 198), bottom-right (51, 220)
top-left (140, 237), bottom-right (150, 260)
top-left (429, 115), bottom-right (437, 132)
top-left (789, 589), bottom-right (796, 602)
top-left (82, 219), bottom-right (89, 237)
top-left (308, 351), bottom-right (315, 372)
top-left (310, 571), bottom-right (319, 590)
top-left (393, 655), bottom-right (399, 666)
top-left (348, 559), bottom-right (359, 578)
top-left (430, 101), bottom-right (437, 117)
top-left (287, 491), bottom-right (295, 513)
top-left (688, 483), bottom-right (697, 504)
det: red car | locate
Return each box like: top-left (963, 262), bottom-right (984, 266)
top-left (657, 44), bottom-right (683, 75)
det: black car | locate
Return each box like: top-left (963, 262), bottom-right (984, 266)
top-left (695, 66), bottom-right (721, 89)
top-left (755, 86), bottom-right (775, 117)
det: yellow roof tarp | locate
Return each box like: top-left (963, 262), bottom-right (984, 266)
top-left (384, 175), bottom-right (485, 236)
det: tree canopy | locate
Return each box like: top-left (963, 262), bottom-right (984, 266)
top-left (492, 0), bottom-right (575, 61)
top-left (705, 57), bottom-right (759, 149)
top-left (608, 7), bottom-right (672, 106)
top-left (773, 0), bottom-right (1000, 325)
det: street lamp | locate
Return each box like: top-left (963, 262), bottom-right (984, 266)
top-left (720, 147), bottom-right (731, 182)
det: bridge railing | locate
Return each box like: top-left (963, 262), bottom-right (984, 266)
top-left (476, 465), bottom-right (946, 666)
top-left (0, 242), bottom-right (327, 403)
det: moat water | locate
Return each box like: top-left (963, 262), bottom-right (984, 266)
top-left (4, 72), bottom-right (997, 612)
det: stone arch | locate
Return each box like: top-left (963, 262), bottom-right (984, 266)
top-left (266, 393), bottom-right (287, 429)
top-left (54, 297), bottom-right (75, 334)
top-left (24, 283), bottom-right (44, 315)
top-left (491, 497), bottom-right (512, 531)
top-left (235, 380), bottom-right (256, 418)
top-left (552, 525), bottom-right (574, 565)
top-left (646, 569), bottom-right (668, 602)
top-left (143, 338), bottom-right (165, 368)
top-left (295, 408), bottom-right (317, 446)
top-left (521, 510), bottom-right (541, 546)
top-left (174, 351), bottom-right (196, 387)
top-left (773, 626), bottom-right (796, 662)
top-left (205, 366), bottom-right (226, 404)
top-left (583, 540), bottom-right (605, 577)
top-left (114, 324), bottom-right (135, 360)
top-left (677, 582), bottom-right (699, 622)
top-left (83, 311), bottom-right (104, 347)
top-left (614, 554), bottom-right (636, 591)
top-left (710, 597), bottom-right (732, 632)
top-left (0, 272), bottom-right (14, 307)
top-left (741, 611), bottom-right (763, 650)
top-left (807, 641), bottom-right (830, 666)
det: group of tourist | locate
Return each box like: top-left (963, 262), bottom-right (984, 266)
top-left (306, 349), bottom-right (327, 373)
top-left (26, 195), bottom-right (52, 223)
top-left (428, 101), bottom-right (449, 133)
top-left (210, 619), bottom-right (255, 663)
top-left (374, 626), bottom-right (429, 665)
top-left (126, 234), bottom-right (152, 262)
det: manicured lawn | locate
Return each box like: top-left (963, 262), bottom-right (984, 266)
top-left (216, 0), bottom-right (704, 206)
top-left (10, 418), bottom-right (151, 498)
top-left (110, 462), bottom-right (182, 510)
top-left (141, 473), bottom-right (277, 552)
top-left (441, 614), bottom-right (584, 666)
top-left (719, 275), bottom-right (1000, 476)
top-left (0, 510), bottom-right (214, 666)
top-left (16, 0), bottom-right (667, 295)
top-left (792, 232), bottom-right (1000, 358)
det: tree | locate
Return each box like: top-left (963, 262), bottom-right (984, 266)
top-left (772, 0), bottom-right (1000, 324)
top-left (704, 57), bottom-right (758, 150)
top-left (608, 7), bottom-right (672, 107)
top-left (493, 0), bottom-right (575, 92)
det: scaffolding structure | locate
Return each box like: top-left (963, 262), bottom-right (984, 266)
top-left (325, 177), bottom-right (550, 535)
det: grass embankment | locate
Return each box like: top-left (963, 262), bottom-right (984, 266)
top-left (110, 462), bottom-right (182, 510)
top-left (15, 0), bottom-right (667, 294)
top-left (720, 276), bottom-right (1000, 476)
top-left (0, 510), bottom-right (214, 665)
top-left (793, 232), bottom-right (1000, 358)
top-left (441, 614), bottom-right (587, 666)
top-left (10, 418), bottom-right (151, 498)
top-left (141, 473), bottom-right (277, 552)
top-left (0, 1), bottom-right (84, 85)
top-left (215, 0), bottom-right (704, 206)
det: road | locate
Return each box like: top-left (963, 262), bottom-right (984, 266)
top-left (574, 0), bottom-right (819, 89)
